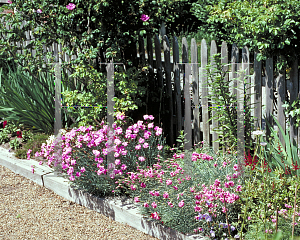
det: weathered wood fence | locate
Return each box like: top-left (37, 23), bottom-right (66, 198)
top-left (1, 15), bottom-right (300, 154)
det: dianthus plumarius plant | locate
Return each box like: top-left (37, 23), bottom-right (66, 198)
top-left (27, 113), bottom-right (169, 197)
top-left (26, 112), bottom-right (300, 239)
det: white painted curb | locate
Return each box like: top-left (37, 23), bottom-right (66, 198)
top-left (0, 147), bottom-right (206, 240)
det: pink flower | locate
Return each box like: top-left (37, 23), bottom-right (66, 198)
top-left (143, 115), bottom-right (149, 120)
top-left (130, 185), bottom-right (136, 191)
top-left (122, 141), bottom-right (128, 147)
top-left (178, 200), bottom-right (184, 208)
top-left (138, 138), bottom-right (145, 144)
top-left (168, 202), bottom-right (174, 208)
top-left (121, 164), bottom-right (127, 171)
top-left (150, 212), bottom-right (160, 220)
top-left (140, 182), bottom-right (146, 188)
top-left (236, 185), bottom-right (242, 192)
top-left (76, 172), bottom-right (81, 177)
top-left (166, 179), bottom-right (172, 185)
top-left (135, 144), bottom-right (141, 150)
top-left (80, 167), bottom-right (86, 173)
top-left (151, 202), bottom-right (157, 208)
top-left (148, 123), bottom-right (154, 129)
top-left (154, 191), bottom-right (160, 197)
top-left (157, 145), bottom-right (163, 150)
top-left (148, 115), bottom-right (154, 120)
top-left (248, 216), bottom-right (251, 220)
top-left (226, 175), bottom-right (231, 181)
top-left (138, 156), bottom-right (145, 162)
top-left (7, 0), bottom-right (12, 4)
top-left (163, 192), bottom-right (169, 198)
top-left (116, 112), bottom-right (125, 120)
top-left (228, 181), bottom-right (235, 187)
top-left (144, 202), bottom-right (149, 207)
top-left (27, 149), bottom-right (32, 160)
top-left (71, 159), bottom-right (76, 165)
top-left (155, 127), bottom-right (162, 136)
top-left (224, 182), bottom-right (229, 188)
top-left (66, 3), bottom-right (76, 10)
top-left (223, 161), bottom-right (227, 167)
top-left (285, 204), bottom-right (293, 208)
top-left (69, 175), bottom-right (75, 181)
top-left (134, 197), bottom-right (140, 203)
top-left (37, 9), bottom-right (42, 13)
top-left (214, 163), bottom-right (218, 167)
top-left (173, 186), bottom-right (178, 190)
top-left (143, 143), bottom-right (149, 148)
top-left (233, 164), bottom-right (239, 171)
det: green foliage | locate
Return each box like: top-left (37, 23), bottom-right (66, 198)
top-left (61, 64), bottom-right (149, 128)
top-left (0, 130), bottom-right (10, 144)
top-left (14, 133), bottom-right (50, 159)
top-left (202, 53), bottom-right (257, 155)
top-left (191, 0), bottom-right (300, 69)
top-left (9, 138), bottom-right (21, 150)
top-left (0, 63), bottom-right (55, 134)
top-left (239, 167), bottom-right (300, 239)
top-left (263, 113), bottom-right (300, 177)
top-left (21, 130), bottom-right (34, 143)
top-left (282, 99), bottom-right (300, 128)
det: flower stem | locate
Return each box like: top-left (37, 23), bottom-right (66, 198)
top-left (292, 182), bottom-right (298, 239)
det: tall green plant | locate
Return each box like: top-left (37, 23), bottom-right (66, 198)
top-left (265, 113), bottom-right (300, 177)
top-left (202, 53), bottom-right (258, 155)
top-left (0, 63), bottom-right (57, 134)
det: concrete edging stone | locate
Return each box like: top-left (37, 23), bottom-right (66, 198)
top-left (0, 147), bottom-right (206, 240)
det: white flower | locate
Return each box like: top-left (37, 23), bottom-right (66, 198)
top-left (260, 142), bottom-right (267, 147)
top-left (252, 130), bottom-right (263, 136)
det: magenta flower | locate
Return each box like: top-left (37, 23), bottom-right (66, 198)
top-left (134, 197), bottom-right (140, 203)
top-left (27, 149), bottom-right (32, 160)
top-left (144, 202), bottom-right (149, 207)
top-left (37, 9), bottom-right (42, 13)
top-left (7, 0), bottom-right (12, 4)
top-left (80, 167), bottom-right (86, 173)
top-left (69, 175), bottom-right (75, 181)
top-left (236, 185), bottom-right (242, 192)
top-left (135, 144), bottom-right (141, 150)
top-left (66, 3), bottom-right (76, 10)
top-left (163, 192), bottom-right (169, 198)
top-left (157, 144), bottom-right (163, 150)
top-left (151, 202), bottom-right (157, 208)
top-left (115, 159), bottom-right (121, 165)
top-left (116, 112), bottom-right (125, 120)
top-left (166, 179), bottom-right (172, 185)
top-left (76, 172), bottom-right (81, 177)
top-left (178, 200), bottom-right (185, 208)
top-left (143, 143), bottom-right (149, 148)
top-left (138, 156), bottom-right (145, 162)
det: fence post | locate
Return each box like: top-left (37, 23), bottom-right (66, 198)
top-left (201, 39), bottom-right (210, 146)
top-left (210, 40), bottom-right (219, 153)
top-left (265, 57), bottom-right (274, 139)
top-left (54, 63), bottom-right (62, 136)
top-left (191, 38), bottom-right (200, 146)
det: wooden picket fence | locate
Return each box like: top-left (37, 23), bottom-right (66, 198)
top-left (1, 15), bottom-right (300, 154)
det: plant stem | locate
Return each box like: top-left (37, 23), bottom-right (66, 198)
top-left (224, 200), bottom-right (231, 237)
top-left (292, 182), bottom-right (298, 239)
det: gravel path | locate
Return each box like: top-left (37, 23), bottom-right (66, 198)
top-left (0, 165), bottom-right (158, 240)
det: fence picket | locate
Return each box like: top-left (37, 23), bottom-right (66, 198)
top-left (221, 41), bottom-right (229, 153)
top-left (173, 36), bottom-right (182, 141)
top-left (201, 39), bottom-right (210, 146)
top-left (163, 35), bottom-right (174, 147)
top-left (265, 57), bottom-right (274, 139)
top-left (182, 37), bottom-right (192, 151)
top-left (290, 56), bottom-right (299, 147)
top-left (191, 38), bottom-right (200, 146)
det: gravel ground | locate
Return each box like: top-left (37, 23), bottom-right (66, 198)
top-left (0, 164), bottom-right (158, 240)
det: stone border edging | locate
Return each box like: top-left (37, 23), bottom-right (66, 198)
top-left (0, 147), bottom-right (206, 240)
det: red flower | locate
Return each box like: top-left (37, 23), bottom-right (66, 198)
top-left (3, 120), bottom-right (7, 128)
top-left (292, 162), bottom-right (300, 171)
top-left (16, 131), bottom-right (22, 138)
top-left (244, 149), bottom-right (258, 170)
